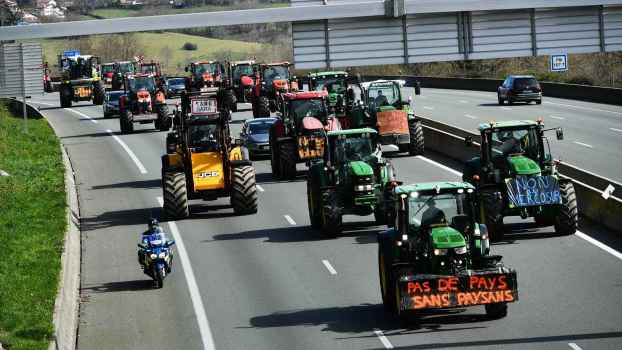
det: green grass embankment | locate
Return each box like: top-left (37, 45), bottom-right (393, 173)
top-left (0, 103), bottom-right (66, 350)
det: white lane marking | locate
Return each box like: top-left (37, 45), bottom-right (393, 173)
top-left (105, 129), bottom-right (147, 174)
top-left (420, 155), bottom-right (622, 261)
top-left (284, 214), bottom-right (296, 226)
top-left (156, 197), bottom-right (217, 350)
top-left (549, 115), bottom-right (565, 120)
top-left (568, 343), bottom-right (583, 350)
top-left (374, 329), bottom-right (394, 349)
top-left (69, 108), bottom-right (98, 124)
top-left (464, 114), bottom-right (478, 119)
top-left (545, 101), bottom-right (622, 116)
top-left (423, 106), bottom-right (435, 110)
top-left (610, 128), bottom-right (622, 133)
top-left (256, 184), bottom-right (265, 192)
top-left (459, 100), bottom-right (469, 104)
top-left (416, 156), bottom-right (462, 177)
top-left (322, 259), bottom-right (337, 275)
top-left (501, 106), bottom-right (512, 111)
top-left (573, 141), bottom-right (593, 149)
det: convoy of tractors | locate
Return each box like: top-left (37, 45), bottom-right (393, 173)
top-left (50, 51), bottom-right (580, 322)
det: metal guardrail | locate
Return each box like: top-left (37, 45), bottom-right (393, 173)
top-left (417, 115), bottom-right (622, 233)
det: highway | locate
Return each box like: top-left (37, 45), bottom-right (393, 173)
top-left (31, 92), bottom-right (622, 350)
top-left (408, 88), bottom-right (622, 184)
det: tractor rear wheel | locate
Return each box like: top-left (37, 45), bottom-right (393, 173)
top-left (378, 243), bottom-right (397, 314)
top-left (307, 175), bottom-right (322, 229)
top-left (408, 120), bottom-right (424, 156)
top-left (554, 182), bottom-right (578, 235)
top-left (321, 190), bottom-right (342, 237)
top-left (60, 87), bottom-right (72, 108)
top-left (485, 302), bottom-right (508, 319)
top-left (157, 105), bottom-right (171, 131)
top-left (231, 165), bottom-right (258, 215)
top-left (270, 132), bottom-right (281, 179)
top-left (163, 171), bottom-right (190, 219)
top-left (374, 208), bottom-right (387, 225)
top-left (120, 110), bottom-right (134, 134)
top-left (481, 190), bottom-right (504, 241)
top-left (256, 96), bottom-right (270, 118)
top-left (92, 81), bottom-right (105, 105)
top-left (279, 141), bottom-right (297, 180)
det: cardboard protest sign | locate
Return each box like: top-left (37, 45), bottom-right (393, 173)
top-left (506, 175), bottom-right (562, 208)
top-left (376, 110), bottom-right (409, 136)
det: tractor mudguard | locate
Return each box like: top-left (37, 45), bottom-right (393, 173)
top-left (229, 145), bottom-right (250, 162)
top-left (163, 153), bottom-right (183, 171)
top-left (230, 160), bottom-right (252, 167)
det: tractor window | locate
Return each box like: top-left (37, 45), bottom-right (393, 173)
top-left (128, 77), bottom-right (156, 92)
top-left (140, 65), bottom-right (157, 74)
top-left (188, 124), bottom-right (220, 151)
top-left (368, 84), bottom-right (399, 107)
top-left (313, 78), bottom-right (346, 94)
top-left (334, 136), bottom-right (374, 163)
top-left (262, 66), bottom-right (289, 82)
top-left (233, 65), bottom-right (254, 80)
top-left (101, 65), bottom-right (114, 74)
top-left (490, 127), bottom-right (539, 160)
top-left (118, 62), bottom-right (134, 74)
top-left (290, 99), bottom-right (327, 122)
top-left (196, 63), bottom-right (220, 75)
top-left (408, 193), bottom-right (470, 229)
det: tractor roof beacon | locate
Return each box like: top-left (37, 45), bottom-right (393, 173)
top-left (307, 127), bottom-right (400, 237)
top-left (377, 182), bottom-right (518, 319)
top-left (463, 119), bottom-right (577, 240)
top-left (161, 90), bottom-right (258, 219)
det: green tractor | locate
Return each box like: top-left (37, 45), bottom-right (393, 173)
top-left (307, 71), bottom-right (348, 111)
top-left (306, 128), bottom-right (398, 236)
top-left (378, 182), bottom-right (518, 319)
top-left (58, 54), bottom-right (105, 108)
top-left (339, 80), bottom-right (424, 155)
top-left (463, 120), bottom-right (577, 240)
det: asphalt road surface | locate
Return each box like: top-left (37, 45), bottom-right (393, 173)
top-left (30, 92), bottom-right (622, 350)
top-left (406, 87), bottom-right (622, 184)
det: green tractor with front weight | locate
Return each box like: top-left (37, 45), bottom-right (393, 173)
top-left (307, 71), bottom-right (348, 111)
top-left (463, 120), bottom-right (577, 240)
top-left (306, 128), bottom-right (398, 237)
top-left (377, 182), bottom-right (518, 319)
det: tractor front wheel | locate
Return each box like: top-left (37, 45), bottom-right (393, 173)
top-left (481, 190), bottom-right (504, 241)
top-left (231, 165), bottom-right (258, 214)
top-left (307, 176), bottom-right (322, 229)
top-left (321, 190), bottom-right (342, 237)
top-left (120, 110), bottom-right (134, 134)
top-left (92, 81), bottom-right (105, 105)
top-left (270, 138), bottom-right (281, 180)
top-left (157, 105), bottom-right (171, 131)
top-left (408, 120), bottom-right (425, 156)
top-left (378, 243), bottom-right (398, 314)
top-left (223, 89), bottom-right (237, 112)
top-left (279, 141), bottom-right (297, 180)
top-left (253, 96), bottom-right (270, 118)
top-left (163, 171), bottom-right (190, 219)
top-left (60, 87), bottom-right (72, 108)
top-left (485, 302), bottom-right (508, 319)
top-left (554, 182), bottom-right (578, 235)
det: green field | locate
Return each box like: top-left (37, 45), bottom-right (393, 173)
top-left (89, 2), bottom-right (288, 19)
top-left (0, 103), bottom-right (66, 350)
top-left (39, 32), bottom-right (269, 75)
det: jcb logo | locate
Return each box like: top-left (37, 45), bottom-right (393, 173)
top-left (197, 171), bottom-right (219, 179)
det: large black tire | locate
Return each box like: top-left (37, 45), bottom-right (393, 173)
top-left (119, 110), bottom-right (134, 134)
top-left (481, 190), bottom-right (504, 241)
top-left (279, 141), bottom-right (297, 180)
top-left (223, 89), bottom-right (237, 111)
top-left (378, 243), bottom-right (397, 314)
top-left (60, 87), bottom-right (72, 108)
top-left (374, 208), bottom-right (386, 225)
top-left (534, 212), bottom-right (554, 227)
top-left (154, 265), bottom-right (165, 289)
top-left (554, 182), bottom-right (578, 235)
top-left (163, 171), bottom-right (190, 219)
top-left (408, 120), bottom-right (424, 156)
top-left (497, 93), bottom-right (504, 105)
top-left (269, 99), bottom-right (277, 113)
top-left (92, 81), bottom-right (105, 105)
top-left (231, 165), bottom-right (258, 215)
top-left (157, 105), bottom-right (171, 131)
top-left (254, 96), bottom-right (270, 118)
top-left (321, 190), bottom-right (342, 237)
top-left (270, 136), bottom-right (281, 179)
top-left (536, 99), bottom-right (542, 105)
top-left (307, 175), bottom-right (322, 229)
top-left (485, 302), bottom-right (508, 319)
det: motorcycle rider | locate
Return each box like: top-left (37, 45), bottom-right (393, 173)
top-left (137, 219), bottom-right (173, 271)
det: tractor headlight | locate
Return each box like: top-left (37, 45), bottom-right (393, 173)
top-left (150, 253), bottom-right (157, 259)
top-left (355, 184), bottom-right (373, 192)
top-left (434, 248), bottom-right (448, 256)
top-left (455, 246), bottom-right (467, 255)
top-left (401, 234), bottom-right (408, 241)
top-left (158, 252), bottom-right (166, 259)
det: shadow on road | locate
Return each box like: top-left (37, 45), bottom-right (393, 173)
top-left (248, 304), bottom-right (488, 336)
top-left (38, 104), bottom-right (94, 111)
top-left (255, 171), bottom-right (306, 184)
top-left (80, 206), bottom-right (162, 231)
top-left (91, 179), bottom-right (161, 190)
top-left (82, 279), bottom-right (154, 293)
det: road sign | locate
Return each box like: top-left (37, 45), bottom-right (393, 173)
top-left (0, 42), bottom-right (43, 98)
top-left (63, 50), bottom-right (80, 57)
top-left (550, 54), bottom-right (568, 72)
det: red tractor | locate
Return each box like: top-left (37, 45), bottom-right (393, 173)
top-left (251, 62), bottom-right (299, 118)
top-left (229, 60), bottom-right (256, 107)
top-left (269, 90), bottom-right (340, 180)
top-left (186, 61), bottom-right (236, 111)
top-left (118, 73), bottom-right (171, 134)
top-left (139, 61), bottom-right (163, 84)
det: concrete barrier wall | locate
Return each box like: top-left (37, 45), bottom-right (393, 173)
top-left (362, 75), bottom-right (622, 106)
top-left (420, 119), bottom-right (622, 233)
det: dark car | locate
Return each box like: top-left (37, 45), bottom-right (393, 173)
top-left (103, 90), bottom-right (125, 117)
top-left (240, 117), bottom-right (278, 158)
top-left (164, 77), bottom-right (187, 98)
top-left (498, 75), bottom-right (542, 105)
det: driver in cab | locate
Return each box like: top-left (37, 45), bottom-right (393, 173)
top-left (421, 198), bottom-right (447, 227)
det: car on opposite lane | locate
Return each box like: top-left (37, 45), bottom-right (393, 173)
top-left (103, 90), bottom-right (125, 117)
top-left (240, 117), bottom-right (278, 158)
top-left (498, 75), bottom-right (542, 105)
top-left (164, 77), bottom-right (186, 98)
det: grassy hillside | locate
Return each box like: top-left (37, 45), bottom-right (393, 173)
top-left (38, 32), bottom-right (272, 75)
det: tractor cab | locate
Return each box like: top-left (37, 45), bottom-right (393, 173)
top-left (258, 62), bottom-right (293, 92)
top-left (59, 55), bottom-right (100, 81)
top-left (101, 63), bottom-right (115, 85)
top-left (308, 71), bottom-right (348, 111)
top-left (230, 60), bottom-right (256, 102)
top-left (362, 80), bottom-right (413, 121)
top-left (139, 61), bottom-right (161, 76)
top-left (186, 61), bottom-right (227, 90)
top-left (281, 90), bottom-right (331, 133)
top-left (112, 61), bottom-right (136, 90)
